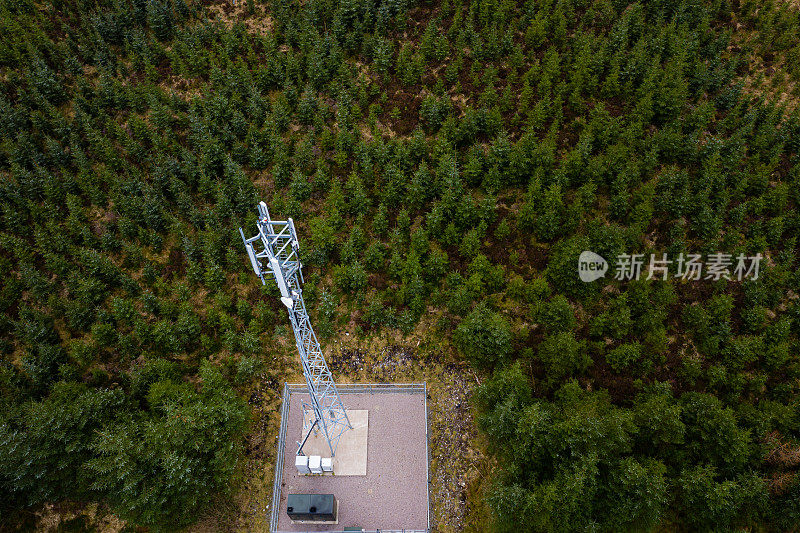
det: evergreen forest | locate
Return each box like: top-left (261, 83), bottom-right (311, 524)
top-left (2, 0), bottom-right (800, 530)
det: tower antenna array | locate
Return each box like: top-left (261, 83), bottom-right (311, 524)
top-left (240, 202), bottom-right (352, 457)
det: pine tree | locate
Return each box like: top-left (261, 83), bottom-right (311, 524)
top-left (454, 302), bottom-right (511, 368)
top-left (87, 363), bottom-right (247, 529)
top-left (147, 0), bottom-right (174, 41)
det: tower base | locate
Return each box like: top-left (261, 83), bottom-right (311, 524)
top-left (301, 409), bottom-right (368, 476)
top-left (271, 384), bottom-right (430, 532)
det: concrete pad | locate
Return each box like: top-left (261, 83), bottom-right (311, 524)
top-left (301, 409), bottom-right (368, 476)
top-left (276, 391), bottom-right (429, 532)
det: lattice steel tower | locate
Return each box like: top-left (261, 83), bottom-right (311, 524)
top-left (240, 202), bottom-right (352, 457)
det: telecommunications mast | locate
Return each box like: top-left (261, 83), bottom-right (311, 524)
top-left (240, 202), bottom-right (352, 457)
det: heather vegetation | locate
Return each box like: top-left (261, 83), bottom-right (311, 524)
top-left (1, 0), bottom-right (800, 529)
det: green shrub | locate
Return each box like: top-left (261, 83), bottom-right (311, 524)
top-left (537, 331), bottom-right (591, 381)
top-left (454, 303), bottom-right (512, 368)
top-left (537, 294), bottom-right (576, 333)
top-left (678, 465), bottom-right (767, 530)
top-left (606, 342), bottom-right (642, 372)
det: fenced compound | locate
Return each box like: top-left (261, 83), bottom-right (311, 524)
top-left (269, 383), bottom-right (431, 533)
top-left (273, 530), bottom-right (427, 533)
top-left (274, 530), bottom-right (427, 533)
